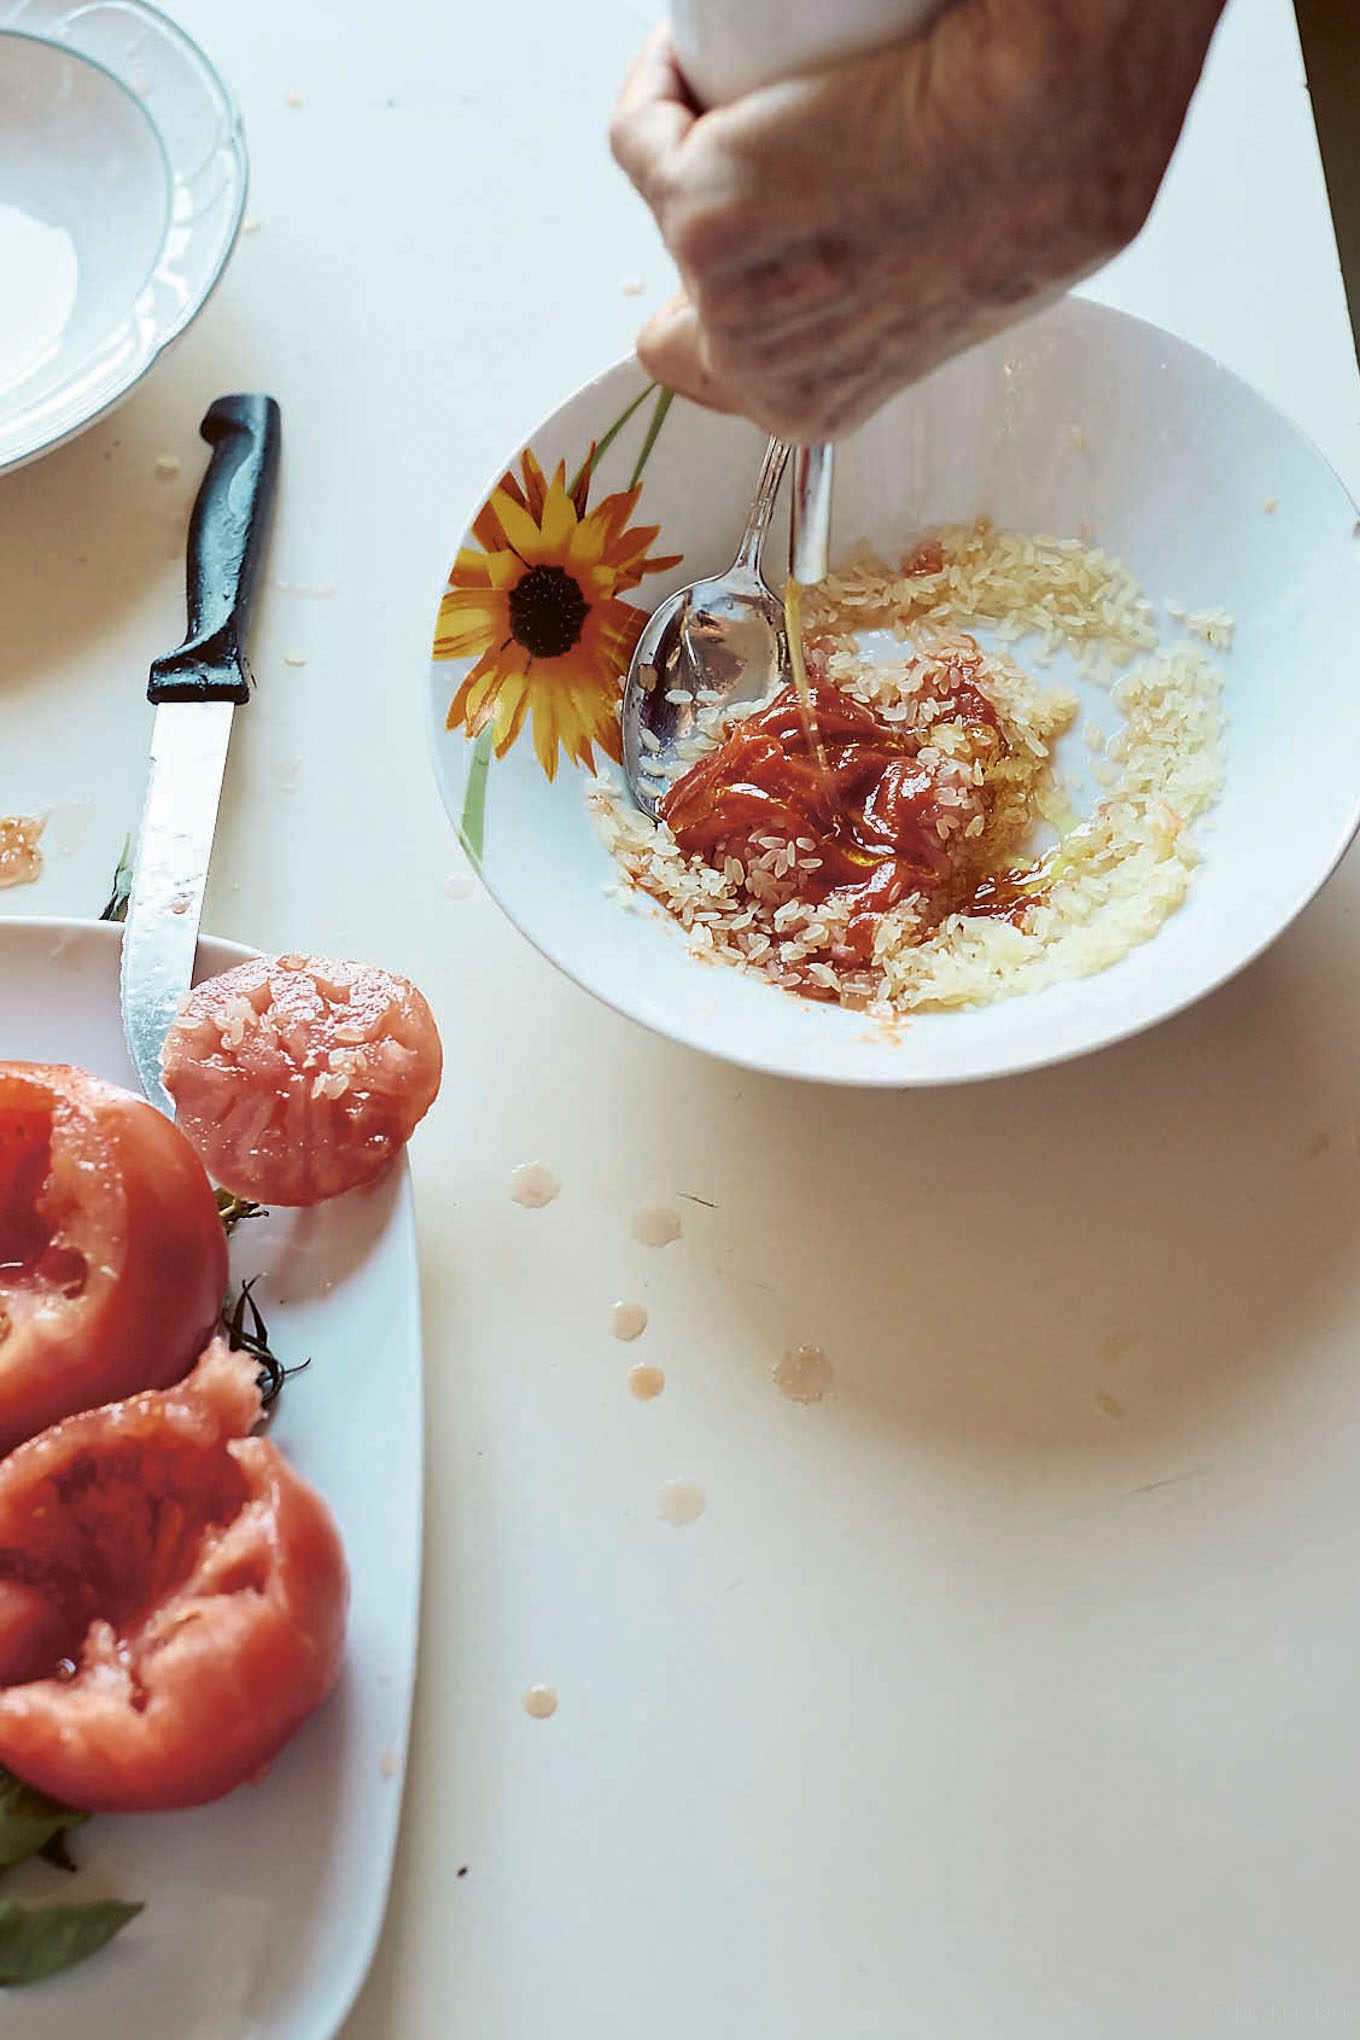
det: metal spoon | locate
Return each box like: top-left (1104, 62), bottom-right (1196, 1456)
top-left (621, 437), bottom-right (790, 819)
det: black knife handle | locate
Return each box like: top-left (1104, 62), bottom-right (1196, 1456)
top-left (148, 395), bottom-right (282, 705)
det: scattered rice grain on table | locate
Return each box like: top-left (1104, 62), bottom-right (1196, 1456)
top-left (589, 522), bottom-right (1226, 1015)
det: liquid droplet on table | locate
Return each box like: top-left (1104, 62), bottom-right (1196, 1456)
top-left (0, 815), bottom-right (45, 890)
top-left (523, 1684), bottom-right (558, 1719)
top-left (510, 1163), bottom-right (559, 1209)
top-left (773, 1344), bottom-right (834, 1404)
top-left (610, 1300), bottom-right (648, 1341)
top-left (628, 1363), bottom-right (665, 1401)
top-left (658, 1478), bottom-right (705, 1526)
top-left (632, 1203), bottom-right (681, 1247)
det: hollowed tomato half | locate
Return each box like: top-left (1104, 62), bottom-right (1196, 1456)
top-left (0, 1064), bottom-right (229, 1455)
top-left (0, 1342), bottom-right (348, 1811)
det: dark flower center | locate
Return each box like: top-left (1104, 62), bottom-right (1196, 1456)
top-left (508, 564), bottom-right (589, 659)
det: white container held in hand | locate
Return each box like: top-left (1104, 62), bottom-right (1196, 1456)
top-left (670, 0), bottom-right (948, 107)
top-left (667, 0), bottom-right (950, 581)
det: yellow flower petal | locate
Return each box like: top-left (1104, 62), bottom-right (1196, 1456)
top-left (489, 487), bottom-right (554, 565)
top-left (438, 587), bottom-right (506, 630)
top-left (434, 586), bottom-right (510, 661)
top-left (565, 514), bottom-right (607, 568)
top-left (537, 464), bottom-right (580, 555)
top-left (447, 546), bottom-right (522, 595)
top-left (531, 695), bottom-right (561, 780)
top-left (499, 674), bottom-right (534, 754)
top-left (518, 448), bottom-right (549, 519)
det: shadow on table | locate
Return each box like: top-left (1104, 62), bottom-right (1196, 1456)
top-left (0, 375), bottom-right (207, 695)
top-left (611, 861), bottom-right (1360, 1465)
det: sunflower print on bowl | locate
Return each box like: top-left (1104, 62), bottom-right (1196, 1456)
top-left (434, 383), bottom-right (681, 850)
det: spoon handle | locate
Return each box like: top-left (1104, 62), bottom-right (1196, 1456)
top-left (732, 438), bottom-right (791, 576)
top-left (790, 442), bottom-right (834, 586)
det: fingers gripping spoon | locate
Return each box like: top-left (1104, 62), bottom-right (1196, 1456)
top-left (120, 395), bottom-right (281, 1114)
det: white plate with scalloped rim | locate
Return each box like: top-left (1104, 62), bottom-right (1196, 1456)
top-left (426, 297), bottom-right (1360, 1086)
top-left (1, 921), bottom-right (421, 2040)
top-left (0, 0), bottom-right (247, 474)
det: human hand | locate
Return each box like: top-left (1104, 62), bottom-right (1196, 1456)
top-left (611, 0), bottom-right (1226, 440)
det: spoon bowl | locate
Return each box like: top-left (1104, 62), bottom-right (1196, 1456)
top-left (621, 438), bottom-right (789, 817)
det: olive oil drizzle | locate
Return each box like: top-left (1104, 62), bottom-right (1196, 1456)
top-left (783, 575), bottom-right (832, 785)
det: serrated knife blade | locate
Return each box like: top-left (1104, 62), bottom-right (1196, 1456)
top-left (121, 702), bottom-right (236, 1113)
top-left (120, 395), bottom-right (281, 1113)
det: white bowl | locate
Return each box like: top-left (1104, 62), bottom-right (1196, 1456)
top-left (425, 298), bottom-right (1360, 1086)
top-left (0, 0), bottom-right (246, 473)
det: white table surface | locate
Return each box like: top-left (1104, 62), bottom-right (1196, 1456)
top-left (4, 2), bottom-right (1360, 2034)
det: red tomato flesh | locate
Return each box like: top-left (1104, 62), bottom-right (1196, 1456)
top-left (162, 954), bottom-right (443, 1207)
top-left (0, 1342), bottom-right (348, 1812)
top-left (0, 1064), bottom-right (228, 1456)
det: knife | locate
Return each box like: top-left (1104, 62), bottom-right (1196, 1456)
top-left (120, 393), bottom-right (282, 1115)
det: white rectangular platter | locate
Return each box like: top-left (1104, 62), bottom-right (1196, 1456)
top-left (0, 918), bottom-right (422, 2040)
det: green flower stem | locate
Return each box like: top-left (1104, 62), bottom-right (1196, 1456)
top-left (459, 725), bottom-right (493, 863)
top-left (628, 387), bottom-right (675, 488)
top-left (568, 382), bottom-right (656, 500)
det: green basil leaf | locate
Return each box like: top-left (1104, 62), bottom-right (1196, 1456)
top-left (0, 1770), bottom-right (89, 1873)
top-left (98, 837), bottom-right (133, 924)
top-left (0, 1898), bottom-right (142, 1987)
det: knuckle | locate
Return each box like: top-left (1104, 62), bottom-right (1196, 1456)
top-left (667, 197), bottom-right (742, 279)
top-left (706, 239), bottom-right (849, 338)
top-left (694, 340), bottom-right (786, 431)
top-left (1074, 155), bottom-right (1162, 256)
top-left (740, 369), bottom-right (842, 444)
top-left (607, 108), bottom-right (634, 169)
top-left (635, 326), bottom-right (678, 391)
top-left (612, 132), bottom-right (671, 217)
top-left (695, 324), bottom-right (759, 388)
top-left (815, 386), bottom-right (876, 440)
top-left (608, 109), bottom-right (681, 217)
top-left (798, 379), bottom-right (865, 441)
